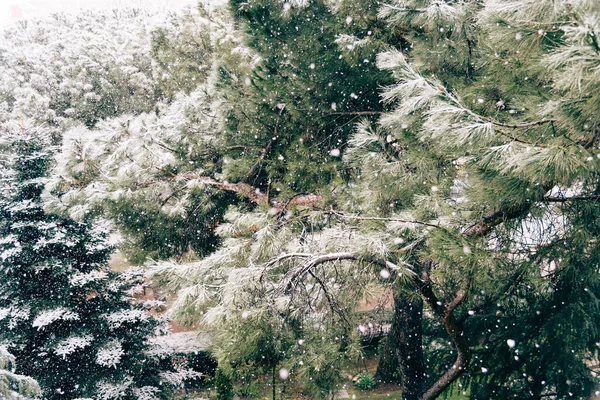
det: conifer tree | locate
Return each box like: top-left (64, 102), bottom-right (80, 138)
top-left (0, 122), bottom-right (197, 399)
top-left (31, 0), bottom-right (600, 399)
top-left (155, 0), bottom-right (600, 399)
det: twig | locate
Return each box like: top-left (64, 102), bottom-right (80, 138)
top-left (328, 209), bottom-right (442, 229)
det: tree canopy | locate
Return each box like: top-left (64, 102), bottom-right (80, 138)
top-left (0, 0), bottom-right (599, 399)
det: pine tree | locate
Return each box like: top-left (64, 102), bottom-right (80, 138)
top-left (342, 0), bottom-right (600, 397)
top-left (0, 122), bottom-right (197, 399)
top-left (154, 0), bottom-right (600, 398)
top-left (22, 1), bottom-right (600, 399)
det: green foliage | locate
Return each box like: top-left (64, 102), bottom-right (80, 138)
top-left (151, 9), bottom-right (213, 99)
top-left (235, 381), bottom-right (260, 399)
top-left (355, 372), bottom-right (376, 390)
top-left (5, 0), bottom-right (598, 398)
top-left (215, 369), bottom-right (234, 400)
top-left (219, 0), bottom-right (401, 193)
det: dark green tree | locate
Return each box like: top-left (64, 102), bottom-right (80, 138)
top-left (0, 123), bottom-right (196, 399)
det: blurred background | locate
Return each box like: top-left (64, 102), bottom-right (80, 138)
top-left (0, 0), bottom-right (198, 28)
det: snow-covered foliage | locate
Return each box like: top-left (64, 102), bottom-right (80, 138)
top-left (95, 378), bottom-right (133, 400)
top-left (96, 340), bottom-right (124, 368)
top-left (54, 335), bottom-right (94, 359)
top-left (50, 86), bottom-right (225, 220)
top-left (0, 127), bottom-right (188, 399)
top-left (0, 346), bottom-right (40, 400)
top-left (1, 0), bottom-right (599, 398)
top-left (158, 369), bottom-right (202, 388)
top-left (39, 1), bottom-right (258, 262)
top-left (0, 9), bottom-right (162, 130)
top-left (102, 310), bottom-right (149, 330)
top-left (32, 308), bottom-right (80, 330)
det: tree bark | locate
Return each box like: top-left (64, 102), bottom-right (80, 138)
top-left (376, 292), bottom-right (427, 400)
top-left (417, 271), bottom-right (471, 400)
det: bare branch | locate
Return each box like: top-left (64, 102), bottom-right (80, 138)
top-left (491, 119), bottom-right (556, 129)
top-left (325, 111), bottom-right (383, 116)
top-left (328, 209), bottom-right (442, 229)
top-left (270, 252), bottom-right (417, 295)
top-left (462, 203), bottom-right (533, 238)
top-left (418, 270), bottom-right (471, 400)
top-left (545, 194), bottom-right (600, 202)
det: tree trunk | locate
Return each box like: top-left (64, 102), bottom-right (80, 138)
top-left (376, 292), bottom-right (427, 400)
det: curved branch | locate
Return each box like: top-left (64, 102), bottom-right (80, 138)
top-left (418, 273), bottom-right (471, 400)
top-left (273, 252), bottom-right (416, 294)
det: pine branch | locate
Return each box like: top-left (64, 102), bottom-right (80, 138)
top-left (490, 119), bottom-right (556, 129)
top-left (445, 279), bottom-right (471, 317)
top-left (325, 111), bottom-right (383, 116)
top-left (462, 203), bottom-right (533, 237)
top-left (272, 252), bottom-right (416, 295)
top-left (134, 173), bottom-right (324, 210)
top-left (439, 86), bottom-right (555, 145)
top-left (306, 270), bottom-right (351, 326)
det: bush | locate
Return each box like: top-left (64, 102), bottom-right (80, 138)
top-left (355, 373), bottom-right (376, 390)
top-left (235, 380), bottom-right (260, 398)
top-left (215, 369), bottom-right (234, 400)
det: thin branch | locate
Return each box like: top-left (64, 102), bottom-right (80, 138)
top-left (325, 111), bottom-right (383, 116)
top-left (490, 119), bottom-right (556, 129)
top-left (328, 209), bottom-right (442, 229)
top-left (545, 194), bottom-right (600, 202)
top-left (418, 268), bottom-right (471, 400)
top-left (462, 203), bottom-right (533, 238)
top-left (307, 270), bottom-right (351, 327)
top-left (152, 140), bottom-right (178, 154)
top-left (259, 253), bottom-right (312, 282)
top-left (398, 237), bottom-right (426, 253)
top-left (243, 104), bottom-right (286, 183)
top-left (274, 252), bottom-right (416, 294)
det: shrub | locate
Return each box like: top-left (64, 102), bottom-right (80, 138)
top-left (355, 373), bottom-right (376, 390)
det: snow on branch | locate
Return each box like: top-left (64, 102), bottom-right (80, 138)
top-left (54, 335), bottom-right (94, 359)
top-left (96, 340), bottom-right (124, 369)
top-left (32, 308), bottom-right (79, 330)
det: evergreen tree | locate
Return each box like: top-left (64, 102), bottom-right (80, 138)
top-left (24, 0), bottom-right (600, 399)
top-left (155, 0), bottom-right (600, 398)
top-left (0, 122), bottom-right (197, 399)
top-left (342, 0), bottom-right (600, 397)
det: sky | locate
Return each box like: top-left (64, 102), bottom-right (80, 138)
top-left (0, 0), bottom-right (198, 28)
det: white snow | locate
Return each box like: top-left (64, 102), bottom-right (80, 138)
top-left (32, 308), bottom-right (79, 330)
top-left (96, 340), bottom-right (124, 368)
top-left (54, 335), bottom-right (94, 359)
